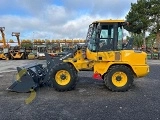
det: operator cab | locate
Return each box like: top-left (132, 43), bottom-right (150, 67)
top-left (86, 20), bottom-right (128, 52)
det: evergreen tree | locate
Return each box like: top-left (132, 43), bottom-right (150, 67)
top-left (125, 0), bottom-right (151, 48)
top-left (132, 33), bottom-right (144, 49)
top-left (149, 0), bottom-right (160, 48)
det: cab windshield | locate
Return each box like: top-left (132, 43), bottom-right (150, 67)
top-left (86, 23), bottom-right (124, 52)
top-left (86, 23), bottom-right (97, 52)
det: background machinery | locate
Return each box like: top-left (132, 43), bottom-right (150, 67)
top-left (7, 19), bottom-right (149, 93)
top-left (0, 27), bottom-right (9, 60)
top-left (10, 32), bottom-right (26, 59)
top-left (36, 45), bottom-right (47, 59)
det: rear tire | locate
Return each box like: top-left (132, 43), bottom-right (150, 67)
top-left (104, 65), bottom-right (134, 92)
top-left (50, 63), bottom-right (78, 92)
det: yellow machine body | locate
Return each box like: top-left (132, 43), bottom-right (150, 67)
top-left (88, 49), bottom-right (149, 78)
top-left (63, 48), bottom-right (149, 78)
top-left (63, 19), bottom-right (149, 79)
top-left (61, 19), bottom-right (149, 92)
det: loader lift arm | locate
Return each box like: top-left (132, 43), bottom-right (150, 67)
top-left (0, 27), bottom-right (7, 48)
top-left (12, 32), bottom-right (21, 47)
top-left (0, 27), bottom-right (9, 60)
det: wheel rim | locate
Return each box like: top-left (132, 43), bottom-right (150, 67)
top-left (112, 71), bottom-right (127, 87)
top-left (55, 70), bottom-right (71, 85)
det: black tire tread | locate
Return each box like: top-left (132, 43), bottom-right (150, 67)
top-left (104, 65), bottom-right (134, 92)
top-left (49, 62), bottom-right (78, 92)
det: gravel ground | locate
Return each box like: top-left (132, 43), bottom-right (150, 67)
top-left (0, 60), bottom-right (160, 120)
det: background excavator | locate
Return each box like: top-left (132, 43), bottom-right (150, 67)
top-left (7, 19), bottom-right (149, 93)
top-left (0, 27), bottom-right (9, 60)
top-left (10, 32), bottom-right (26, 59)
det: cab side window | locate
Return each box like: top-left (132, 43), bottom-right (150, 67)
top-left (99, 25), bottom-right (114, 51)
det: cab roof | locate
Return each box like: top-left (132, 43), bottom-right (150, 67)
top-left (92, 19), bottom-right (125, 23)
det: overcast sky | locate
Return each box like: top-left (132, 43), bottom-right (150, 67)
top-left (0, 0), bottom-right (137, 41)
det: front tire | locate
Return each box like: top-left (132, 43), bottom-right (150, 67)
top-left (50, 63), bottom-right (78, 92)
top-left (104, 65), bottom-right (134, 92)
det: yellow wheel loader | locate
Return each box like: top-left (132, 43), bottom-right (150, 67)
top-left (10, 32), bottom-right (26, 60)
top-left (7, 20), bottom-right (149, 93)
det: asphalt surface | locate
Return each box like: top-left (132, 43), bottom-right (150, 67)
top-left (0, 60), bottom-right (160, 120)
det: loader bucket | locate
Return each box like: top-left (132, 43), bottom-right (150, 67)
top-left (7, 72), bottom-right (36, 93)
top-left (7, 63), bottom-right (46, 93)
top-left (7, 52), bottom-right (73, 93)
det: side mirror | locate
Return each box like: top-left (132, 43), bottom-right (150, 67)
top-left (123, 38), bottom-right (134, 50)
top-left (123, 21), bottom-right (129, 26)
